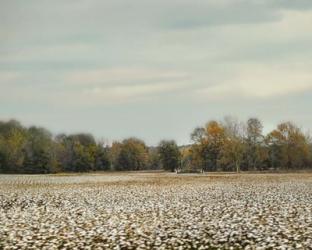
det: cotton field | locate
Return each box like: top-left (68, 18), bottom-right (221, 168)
top-left (0, 173), bottom-right (312, 249)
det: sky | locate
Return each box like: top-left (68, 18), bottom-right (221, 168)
top-left (1, 0), bottom-right (312, 145)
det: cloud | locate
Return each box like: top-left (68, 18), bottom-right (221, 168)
top-left (1, 0), bottom-right (312, 144)
top-left (62, 68), bottom-right (191, 106)
top-left (78, 81), bottom-right (189, 104)
top-left (2, 0), bottom-right (312, 46)
top-left (272, 0), bottom-right (312, 10)
top-left (0, 67), bottom-right (191, 107)
top-left (197, 63), bottom-right (312, 100)
top-left (0, 71), bottom-right (22, 83)
top-left (65, 68), bottom-right (189, 86)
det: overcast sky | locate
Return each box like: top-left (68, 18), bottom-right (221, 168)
top-left (1, 0), bottom-right (312, 145)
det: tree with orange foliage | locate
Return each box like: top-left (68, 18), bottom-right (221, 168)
top-left (266, 122), bottom-right (310, 170)
top-left (190, 121), bottom-right (226, 172)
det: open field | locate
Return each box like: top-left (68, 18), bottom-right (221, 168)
top-left (1, 173), bottom-right (312, 249)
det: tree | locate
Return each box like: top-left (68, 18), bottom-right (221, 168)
top-left (147, 147), bottom-right (161, 170)
top-left (1, 118), bottom-right (311, 174)
top-left (158, 140), bottom-right (181, 172)
top-left (220, 138), bottom-right (245, 172)
top-left (219, 117), bottom-right (246, 173)
top-left (245, 118), bottom-right (266, 170)
top-left (180, 146), bottom-right (193, 172)
top-left (190, 121), bottom-right (226, 172)
top-left (95, 142), bottom-right (111, 171)
top-left (67, 133), bottom-right (96, 147)
top-left (115, 138), bottom-right (149, 171)
top-left (266, 122), bottom-right (310, 170)
top-left (205, 121), bottom-right (226, 171)
top-left (189, 127), bottom-right (207, 172)
top-left (190, 127), bottom-right (206, 143)
top-left (24, 126), bottom-right (55, 174)
top-left (0, 119), bottom-right (24, 135)
top-left (308, 142), bottom-right (312, 168)
top-left (55, 133), bottom-right (96, 172)
top-left (2, 126), bottom-right (27, 173)
top-left (110, 141), bottom-right (122, 170)
top-left (54, 134), bottom-right (74, 172)
top-left (72, 142), bottom-right (95, 172)
top-left (0, 135), bottom-right (5, 172)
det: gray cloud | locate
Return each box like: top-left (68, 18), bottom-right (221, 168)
top-left (2, 0), bottom-right (311, 44)
top-left (1, 0), bottom-right (312, 144)
top-left (272, 0), bottom-right (312, 10)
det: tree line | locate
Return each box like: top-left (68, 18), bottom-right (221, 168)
top-left (0, 118), bottom-right (311, 174)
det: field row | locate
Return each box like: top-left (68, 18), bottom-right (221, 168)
top-left (1, 173), bottom-right (312, 249)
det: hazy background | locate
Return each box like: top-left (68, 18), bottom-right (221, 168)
top-left (1, 0), bottom-right (312, 145)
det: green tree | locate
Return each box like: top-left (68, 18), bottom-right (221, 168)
top-left (147, 147), bottom-right (161, 170)
top-left (72, 142), bottom-right (95, 172)
top-left (95, 142), bottom-right (111, 171)
top-left (158, 140), bottom-right (181, 172)
top-left (55, 133), bottom-right (96, 172)
top-left (0, 135), bottom-right (5, 172)
top-left (2, 126), bottom-right (27, 173)
top-left (245, 118), bottom-right (266, 170)
top-left (24, 126), bottom-right (55, 174)
top-left (115, 138), bottom-right (148, 171)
